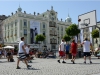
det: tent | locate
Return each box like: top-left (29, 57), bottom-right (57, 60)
top-left (3, 46), bottom-right (14, 49)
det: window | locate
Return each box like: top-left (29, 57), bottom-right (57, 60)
top-left (5, 26), bottom-right (6, 30)
top-left (61, 27), bottom-right (63, 31)
top-left (15, 22), bottom-right (17, 26)
top-left (8, 25), bottom-right (9, 29)
top-left (43, 31), bottom-right (45, 36)
top-left (24, 29), bottom-right (27, 35)
top-left (50, 39), bottom-right (52, 43)
top-left (58, 27), bottom-right (59, 30)
top-left (24, 22), bottom-right (27, 27)
top-left (11, 24), bottom-right (13, 27)
top-left (43, 24), bottom-right (45, 28)
top-left (11, 30), bottom-right (13, 35)
top-left (51, 45), bottom-right (56, 49)
top-left (15, 29), bottom-right (17, 34)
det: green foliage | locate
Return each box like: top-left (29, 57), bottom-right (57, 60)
top-left (35, 34), bottom-right (45, 42)
top-left (63, 35), bottom-right (71, 42)
top-left (66, 24), bottom-right (80, 36)
top-left (91, 29), bottom-right (99, 38)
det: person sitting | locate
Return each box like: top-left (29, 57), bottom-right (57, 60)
top-left (7, 50), bottom-right (14, 62)
top-left (48, 50), bottom-right (55, 58)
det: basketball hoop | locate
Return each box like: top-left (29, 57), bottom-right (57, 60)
top-left (81, 23), bottom-right (88, 26)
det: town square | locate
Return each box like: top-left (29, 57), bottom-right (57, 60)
top-left (0, 1), bottom-right (100, 75)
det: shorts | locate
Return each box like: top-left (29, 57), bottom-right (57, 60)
top-left (59, 51), bottom-right (65, 57)
top-left (66, 51), bottom-right (69, 54)
top-left (84, 52), bottom-right (91, 56)
top-left (72, 53), bottom-right (77, 56)
top-left (18, 53), bottom-right (26, 60)
top-left (26, 54), bottom-right (29, 57)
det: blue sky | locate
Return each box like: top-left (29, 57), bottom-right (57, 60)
top-left (0, 0), bottom-right (100, 24)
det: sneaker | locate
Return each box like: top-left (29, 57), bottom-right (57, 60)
top-left (84, 61), bottom-right (86, 64)
top-left (71, 60), bottom-right (73, 62)
top-left (73, 61), bottom-right (75, 64)
top-left (30, 61), bottom-right (32, 63)
top-left (62, 61), bottom-right (66, 63)
top-left (27, 65), bottom-right (32, 69)
top-left (57, 60), bottom-right (60, 63)
top-left (90, 61), bottom-right (92, 64)
top-left (16, 66), bottom-right (21, 69)
top-left (27, 65), bottom-right (32, 67)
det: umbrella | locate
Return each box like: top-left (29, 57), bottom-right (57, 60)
top-left (3, 46), bottom-right (14, 49)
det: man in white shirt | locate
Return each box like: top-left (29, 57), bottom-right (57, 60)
top-left (57, 39), bottom-right (66, 63)
top-left (82, 38), bottom-right (92, 64)
top-left (16, 37), bottom-right (31, 69)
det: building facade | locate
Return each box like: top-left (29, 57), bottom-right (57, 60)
top-left (2, 6), bottom-right (72, 50)
top-left (0, 15), bottom-right (8, 45)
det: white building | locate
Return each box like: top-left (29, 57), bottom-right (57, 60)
top-left (2, 6), bottom-right (72, 50)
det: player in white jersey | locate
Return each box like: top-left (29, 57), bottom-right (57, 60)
top-left (82, 38), bottom-right (92, 64)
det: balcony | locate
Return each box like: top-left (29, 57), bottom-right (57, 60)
top-left (49, 24), bottom-right (56, 27)
top-left (50, 39), bottom-right (57, 44)
top-left (50, 31), bottom-right (57, 36)
top-left (50, 41), bottom-right (57, 44)
top-left (49, 21), bottom-right (56, 27)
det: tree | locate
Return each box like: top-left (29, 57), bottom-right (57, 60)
top-left (91, 29), bottom-right (99, 38)
top-left (35, 34), bottom-right (45, 42)
top-left (35, 34), bottom-right (46, 51)
top-left (66, 24), bottom-right (80, 37)
top-left (63, 35), bottom-right (71, 42)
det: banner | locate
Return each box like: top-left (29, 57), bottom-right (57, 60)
top-left (89, 27), bottom-right (92, 43)
top-left (80, 29), bottom-right (83, 43)
top-left (30, 20), bottom-right (40, 44)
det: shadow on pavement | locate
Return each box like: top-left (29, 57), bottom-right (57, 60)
top-left (23, 68), bottom-right (40, 70)
top-left (65, 63), bottom-right (100, 65)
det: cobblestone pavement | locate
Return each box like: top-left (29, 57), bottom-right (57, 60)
top-left (0, 56), bottom-right (100, 75)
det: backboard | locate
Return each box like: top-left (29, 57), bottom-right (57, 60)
top-left (78, 10), bottom-right (97, 29)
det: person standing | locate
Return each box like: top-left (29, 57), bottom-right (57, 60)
top-left (65, 42), bottom-right (70, 59)
top-left (70, 39), bottom-right (77, 64)
top-left (57, 39), bottom-right (66, 63)
top-left (82, 38), bottom-right (92, 64)
top-left (16, 37), bottom-right (31, 69)
top-left (25, 45), bottom-right (32, 63)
